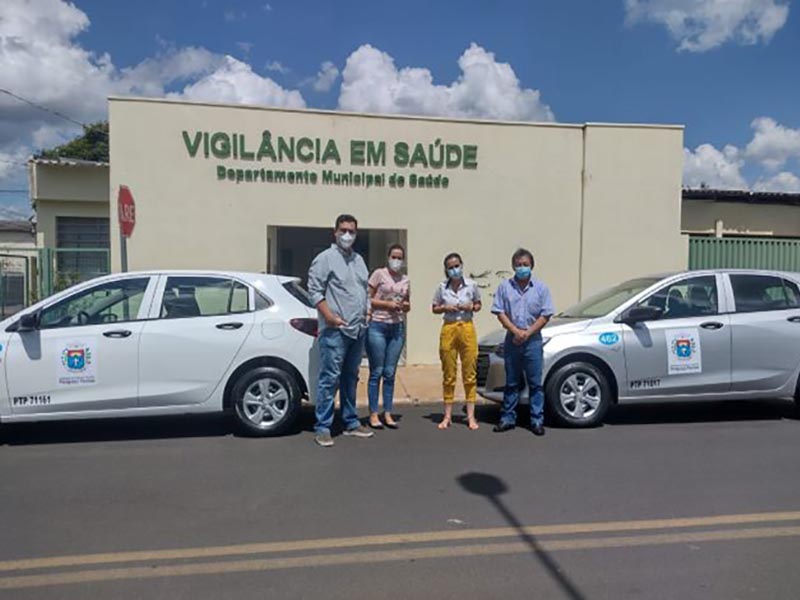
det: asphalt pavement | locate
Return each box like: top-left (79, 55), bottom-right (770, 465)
top-left (1, 399), bottom-right (799, 599)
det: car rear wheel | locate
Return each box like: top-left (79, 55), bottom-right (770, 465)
top-left (546, 361), bottom-right (611, 427)
top-left (232, 366), bottom-right (301, 436)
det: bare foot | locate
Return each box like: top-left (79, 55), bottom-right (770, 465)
top-left (468, 420), bottom-right (480, 431)
top-left (437, 418), bottom-right (451, 430)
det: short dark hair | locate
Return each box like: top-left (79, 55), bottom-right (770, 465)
top-left (335, 214), bottom-right (358, 229)
top-left (512, 248), bottom-right (535, 268)
top-left (387, 243), bottom-right (405, 258)
top-left (443, 252), bottom-right (463, 275)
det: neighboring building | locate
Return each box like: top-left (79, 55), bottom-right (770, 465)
top-left (682, 188), bottom-right (800, 238)
top-left (0, 219), bottom-right (36, 251)
top-left (28, 157), bottom-right (110, 291)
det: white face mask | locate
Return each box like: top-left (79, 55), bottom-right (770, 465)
top-left (388, 258), bottom-right (404, 272)
top-left (336, 231), bottom-right (356, 249)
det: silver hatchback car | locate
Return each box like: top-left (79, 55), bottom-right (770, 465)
top-left (478, 269), bottom-right (800, 426)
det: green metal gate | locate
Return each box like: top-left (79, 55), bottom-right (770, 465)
top-left (689, 236), bottom-right (800, 271)
top-left (0, 254), bottom-right (32, 318)
top-left (38, 247), bottom-right (110, 299)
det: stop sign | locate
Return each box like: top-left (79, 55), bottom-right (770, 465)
top-left (118, 185), bottom-right (136, 238)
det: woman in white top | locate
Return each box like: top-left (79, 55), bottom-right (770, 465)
top-left (431, 252), bottom-right (482, 430)
top-left (366, 244), bottom-right (411, 429)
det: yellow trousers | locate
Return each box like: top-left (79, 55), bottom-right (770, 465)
top-left (439, 321), bottom-right (478, 403)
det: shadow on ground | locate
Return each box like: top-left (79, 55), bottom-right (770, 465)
top-left (604, 399), bottom-right (798, 426)
top-left (458, 472), bottom-right (587, 600)
top-left (0, 407), bottom-right (320, 446)
top-left (1, 400), bottom-right (796, 446)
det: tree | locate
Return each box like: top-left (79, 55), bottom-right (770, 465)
top-left (37, 121), bottom-right (109, 162)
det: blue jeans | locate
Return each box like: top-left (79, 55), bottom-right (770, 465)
top-left (315, 328), bottom-right (366, 435)
top-left (500, 334), bottom-right (545, 427)
top-left (366, 321), bottom-right (405, 414)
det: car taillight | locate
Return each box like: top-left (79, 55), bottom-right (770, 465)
top-left (290, 318), bottom-right (318, 337)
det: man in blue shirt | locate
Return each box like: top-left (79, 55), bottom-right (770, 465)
top-left (491, 248), bottom-right (554, 436)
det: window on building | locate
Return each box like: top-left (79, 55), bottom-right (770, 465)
top-left (55, 217), bottom-right (111, 289)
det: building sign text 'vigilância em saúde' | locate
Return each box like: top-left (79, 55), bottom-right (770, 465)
top-left (182, 130), bottom-right (478, 190)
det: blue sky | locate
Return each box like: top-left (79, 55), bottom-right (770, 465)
top-left (1, 0), bottom-right (799, 216)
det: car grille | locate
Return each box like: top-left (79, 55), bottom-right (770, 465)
top-left (477, 345), bottom-right (493, 387)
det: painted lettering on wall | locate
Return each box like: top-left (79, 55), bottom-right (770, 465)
top-left (182, 130), bottom-right (479, 190)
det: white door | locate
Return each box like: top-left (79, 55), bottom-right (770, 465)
top-left (622, 274), bottom-right (732, 397)
top-left (5, 276), bottom-right (154, 414)
top-left (138, 275), bottom-right (256, 407)
top-left (727, 273), bottom-right (800, 392)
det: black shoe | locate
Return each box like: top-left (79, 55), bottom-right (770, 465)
top-left (493, 422), bottom-right (515, 433)
top-left (531, 424), bottom-right (545, 436)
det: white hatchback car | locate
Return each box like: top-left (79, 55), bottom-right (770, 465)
top-left (0, 271), bottom-right (318, 436)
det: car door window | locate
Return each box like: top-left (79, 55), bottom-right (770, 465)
top-left (160, 277), bottom-right (250, 319)
top-left (730, 274), bottom-right (800, 313)
top-left (638, 275), bottom-right (718, 320)
top-left (39, 278), bottom-right (149, 329)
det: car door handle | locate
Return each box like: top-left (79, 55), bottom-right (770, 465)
top-left (216, 322), bottom-right (244, 330)
top-left (788, 316), bottom-right (800, 323)
top-left (700, 321), bottom-right (724, 330)
top-left (103, 329), bottom-right (132, 338)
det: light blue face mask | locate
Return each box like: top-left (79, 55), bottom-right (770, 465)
top-left (515, 266), bottom-right (532, 280)
top-left (447, 267), bottom-right (463, 279)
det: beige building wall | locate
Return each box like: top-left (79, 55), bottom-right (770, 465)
top-left (580, 125), bottom-right (688, 297)
top-left (34, 200), bottom-right (109, 249)
top-left (682, 200), bottom-right (800, 237)
top-left (31, 164), bottom-right (108, 203)
top-left (0, 230), bottom-right (36, 252)
top-left (109, 97), bottom-right (684, 364)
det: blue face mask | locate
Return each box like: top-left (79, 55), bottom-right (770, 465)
top-left (447, 267), bottom-right (463, 280)
top-left (515, 266), bottom-right (532, 280)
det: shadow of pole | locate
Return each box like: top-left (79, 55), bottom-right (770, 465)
top-left (457, 472), bottom-right (586, 600)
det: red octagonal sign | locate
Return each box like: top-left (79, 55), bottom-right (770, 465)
top-left (118, 185), bottom-right (136, 238)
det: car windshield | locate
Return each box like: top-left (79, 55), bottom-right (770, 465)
top-left (558, 277), bottom-right (662, 319)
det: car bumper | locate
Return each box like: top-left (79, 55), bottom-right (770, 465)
top-left (478, 347), bottom-right (531, 405)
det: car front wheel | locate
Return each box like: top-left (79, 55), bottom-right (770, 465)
top-left (231, 366), bottom-right (301, 436)
top-left (545, 361), bottom-right (611, 427)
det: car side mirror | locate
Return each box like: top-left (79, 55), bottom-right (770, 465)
top-left (17, 311), bottom-right (40, 332)
top-left (618, 305), bottom-right (663, 325)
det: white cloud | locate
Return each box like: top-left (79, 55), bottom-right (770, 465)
top-left (265, 60), bottom-right (289, 74)
top-left (624, 0), bottom-right (790, 52)
top-left (306, 61), bottom-right (340, 93)
top-left (172, 56), bottom-right (306, 108)
top-left (0, 0), bottom-right (305, 195)
top-left (683, 143), bottom-right (748, 189)
top-left (754, 171), bottom-right (800, 193)
top-left (744, 117), bottom-right (800, 171)
top-left (338, 43), bottom-right (554, 122)
top-left (0, 147), bottom-right (29, 181)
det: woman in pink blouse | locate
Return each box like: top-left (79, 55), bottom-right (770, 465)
top-left (366, 244), bottom-right (411, 429)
